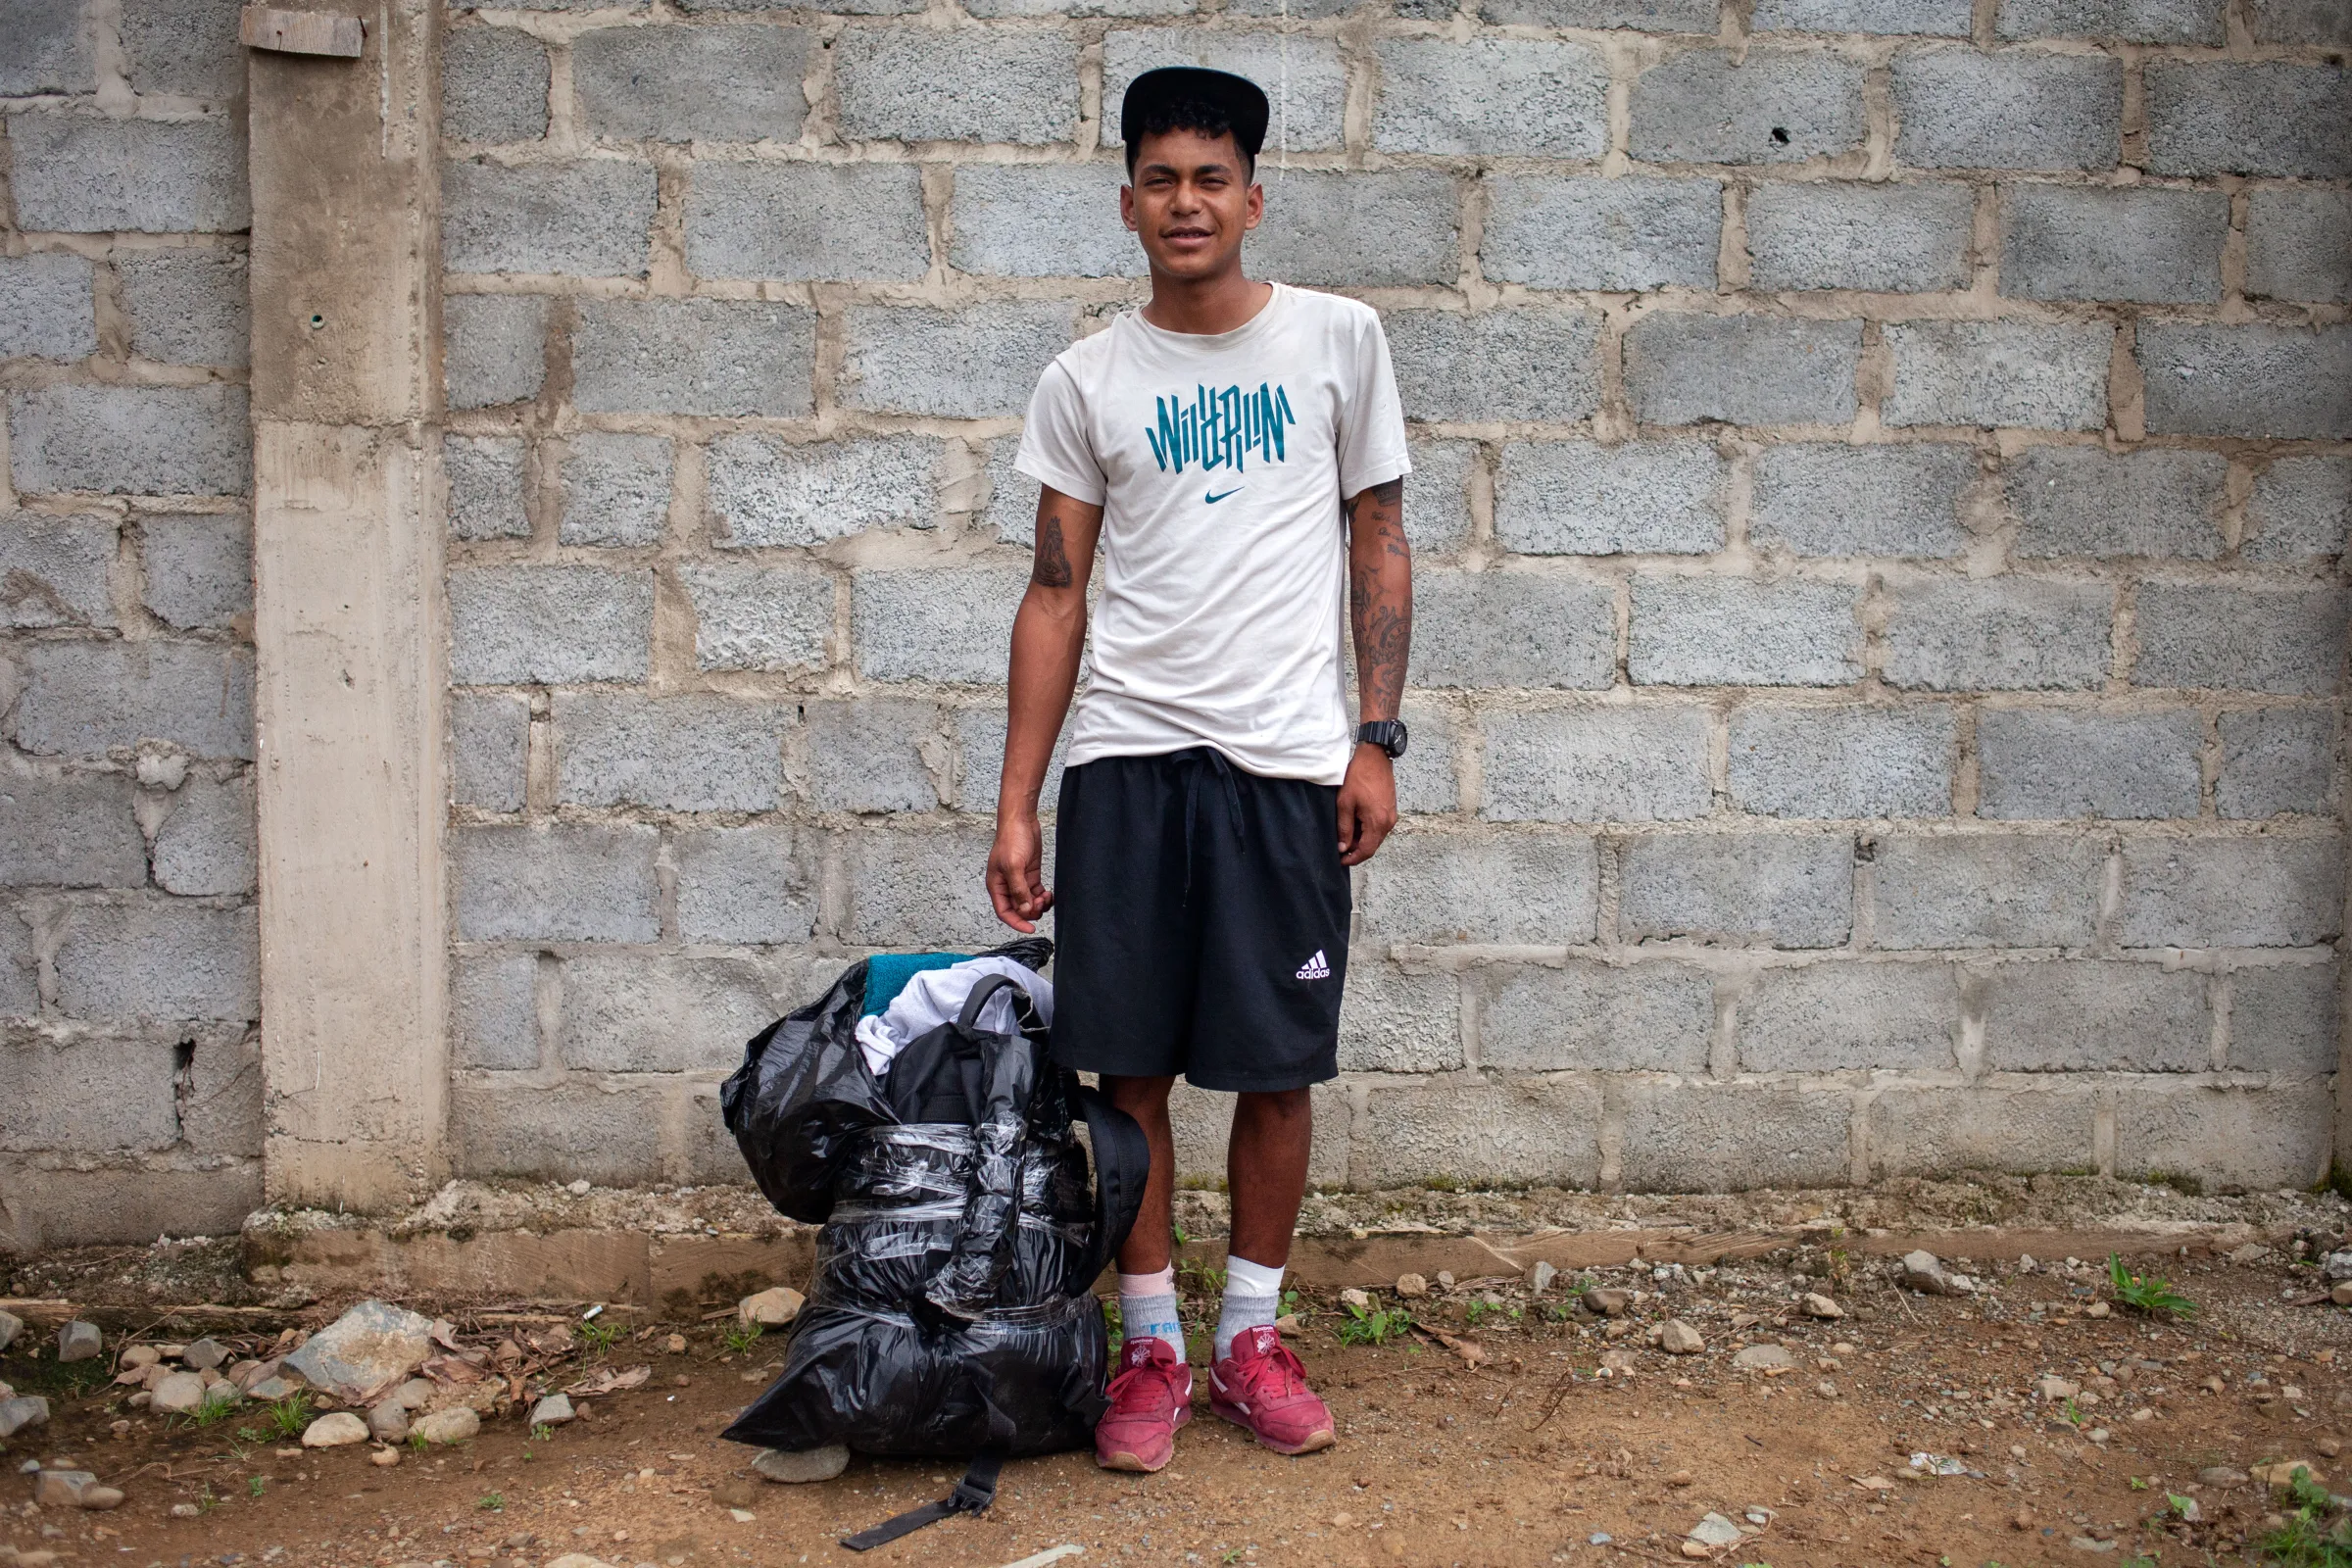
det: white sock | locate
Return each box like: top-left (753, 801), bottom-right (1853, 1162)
top-left (1216, 1253), bottom-right (1286, 1362)
top-left (1117, 1266), bottom-right (1185, 1363)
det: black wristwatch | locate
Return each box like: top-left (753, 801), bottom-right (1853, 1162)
top-left (1357, 719), bottom-right (1408, 760)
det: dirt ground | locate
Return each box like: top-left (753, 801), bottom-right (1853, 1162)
top-left (5, 1210), bottom-right (2352, 1568)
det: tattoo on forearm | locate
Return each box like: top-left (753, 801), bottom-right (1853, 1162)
top-left (1348, 480), bottom-right (1411, 723)
top-left (1032, 512), bottom-right (1073, 589)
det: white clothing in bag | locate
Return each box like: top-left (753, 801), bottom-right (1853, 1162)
top-left (855, 956), bottom-right (1055, 1080)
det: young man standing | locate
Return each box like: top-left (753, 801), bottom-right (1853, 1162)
top-left (985, 67), bottom-right (1414, 1473)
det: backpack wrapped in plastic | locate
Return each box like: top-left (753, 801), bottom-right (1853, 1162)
top-left (717, 937), bottom-right (1148, 1547)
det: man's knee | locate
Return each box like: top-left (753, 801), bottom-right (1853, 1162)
top-left (1237, 1087), bottom-right (1310, 1115)
top-left (1103, 1073), bottom-right (1176, 1117)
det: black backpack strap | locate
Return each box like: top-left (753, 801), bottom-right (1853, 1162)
top-left (838, 1451), bottom-right (1004, 1552)
top-left (952, 971), bottom-right (1045, 1038)
top-left (839, 1361), bottom-right (1017, 1551)
top-left (1070, 1078), bottom-right (1152, 1294)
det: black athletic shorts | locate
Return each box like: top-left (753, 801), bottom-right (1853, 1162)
top-left (1049, 747), bottom-right (1350, 1093)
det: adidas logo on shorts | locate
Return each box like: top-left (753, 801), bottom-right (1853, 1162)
top-left (1294, 950), bottom-right (1331, 981)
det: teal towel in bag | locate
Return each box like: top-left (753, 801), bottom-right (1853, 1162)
top-left (858, 952), bottom-right (973, 1017)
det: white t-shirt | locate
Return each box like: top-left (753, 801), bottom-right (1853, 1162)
top-left (1014, 284), bottom-right (1411, 786)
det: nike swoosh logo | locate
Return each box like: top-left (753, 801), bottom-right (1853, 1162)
top-left (1204, 487), bottom-right (1244, 504)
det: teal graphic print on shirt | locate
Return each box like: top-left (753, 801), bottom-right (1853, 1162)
top-left (1147, 383), bottom-right (1297, 474)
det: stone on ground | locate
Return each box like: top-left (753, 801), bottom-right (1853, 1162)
top-left (546, 1556), bottom-right (620, 1568)
top-left (121, 1345), bottom-right (160, 1370)
top-left (1900, 1250), bottom-right (1959, 1294)
top-left (529, 1394), bottom-right (575, 1427)
top-left (1658, 1319), bottom-right (1704, 1354)
top-left (55, 1321), bottom-right (103, 1362)
top-left (1340, 1288), bottom-right (1372, 1311)
top-left (0, 1308), bottom-right (21, 1352)
top-left (148, 1372), bottom-right (209, 1415)
top-left (181, 1338), bottom-right (227, 1371)
top-left (1583, 1287), bottom-right (1631, 1316)
top-left (369, 1446), bottom-right (402, 1467)
top-left (394, 1376), bottom-right (436, 1409)
top-left (2254, 1460), bottom-right (2325, 1487)
top-left (31, 1470), bottom-right (96, 1507)
top-left (413, 1406), bottom-right (481, 1445)
top-left (26, 1468), bottom-right (121, 1510)
top-left (245, 1375), bottom-right (301, 1401)
top-left (283, 1299), bottom-right (436, 1402)
top-left (1801, 1292), bottom-right (1843, 1318)
top-left (1529, 1260), bottom-right (1557, 1294)
top-left (754, 1444), bottom-right (850, 1484)
top-left (365, 1400), bottom-right (410, 1442)
top-left (303, 1412), bottom-right (370, 1447)
top-left (0, 1396), bottom-right (49, 1438)
top-left (2329, 1281), bottom-right (2352, 1306)
top-left (737, 1288), bottom-right (804, 1328)
top-left (2037, 1375), bottom-right (2080, 1401)
top-left (1396, 1274), bottom-right (1429, 1298)
top-left (1689, 1512), bottom-right (1744, 1547)
top-left (1732, 1343), bottom-right (1793, 1370)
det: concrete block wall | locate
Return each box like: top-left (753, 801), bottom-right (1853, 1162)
top-left (0, 0), bottom-right (262, 1248)
top-left (434, 0), bottom-right (2348, 1198)
top-left (433, 0), bottom-right (2352, 1196)
top-left (437, 0), bottom-right (2332, 1203)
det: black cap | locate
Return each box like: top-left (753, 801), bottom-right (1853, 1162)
top-left (1119, 66), bottom-right (1270, 164)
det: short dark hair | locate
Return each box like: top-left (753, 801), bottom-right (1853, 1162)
top-left (1123, 92), bottom-right (1254, 177)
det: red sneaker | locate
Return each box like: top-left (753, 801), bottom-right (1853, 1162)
top-left (1208, 1325), bottom-right (1336, 1456)
top-left (1095, 1337), bottom-right (1193, 1473)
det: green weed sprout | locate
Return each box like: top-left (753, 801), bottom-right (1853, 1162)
top-left (478, 1492), bottom-right (505, 1511)
top-left (247, 1476), bottom-right (266, 1498)
top-left (530, 1422), bottom-right (555, 1444)
top-left (268, 1392), bottom-right (314, 1438)
top-left (719, 1320), bottom-right (763, 1356)
top-left (1337, 1299), bottom-right (1413, 1348)
top-left (1101, 1298), bottom-right (1124, 1361)
top-left (2260, 1466), bottom-right (2352, 1567)
top-left (2106, 1253), bottom-right (2197, 1320)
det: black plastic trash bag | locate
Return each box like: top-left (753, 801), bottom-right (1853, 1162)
top-left (716, 940), bottom-right (1149, 1549)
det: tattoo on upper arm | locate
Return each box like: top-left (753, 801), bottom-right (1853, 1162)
top-left (1345, 479), bottom-right (1410, 559)
top-left (1032, 512), bottom-right (1073, 588)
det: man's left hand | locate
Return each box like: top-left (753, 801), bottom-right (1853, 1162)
top-left (1336, 744), bottom-right (1398, 866)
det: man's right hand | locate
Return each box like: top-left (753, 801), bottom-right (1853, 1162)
top-left (987, 810), bottom-right (1054, 932)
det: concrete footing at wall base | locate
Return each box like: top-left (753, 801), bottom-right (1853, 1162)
top-left (212, 1173), bottom-right (2352, 1310)
top-left (235, 1214), bottom-right (2289, 1311)
top-left (7, 1176), bottom-right (2338, 1321)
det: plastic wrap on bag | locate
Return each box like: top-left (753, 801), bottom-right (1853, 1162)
top-left (719, 943), bottom-right (1150, 1464)
top-left (722, 1117), bottom-right (1111, 1459)
top-left (924, 1027), bottom-right (1040, 1321)
top-left (719, 936), bottom-right (1051, 1224)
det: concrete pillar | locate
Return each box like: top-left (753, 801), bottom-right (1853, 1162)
top-left (248, 1), bottom-right (447, 1210)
